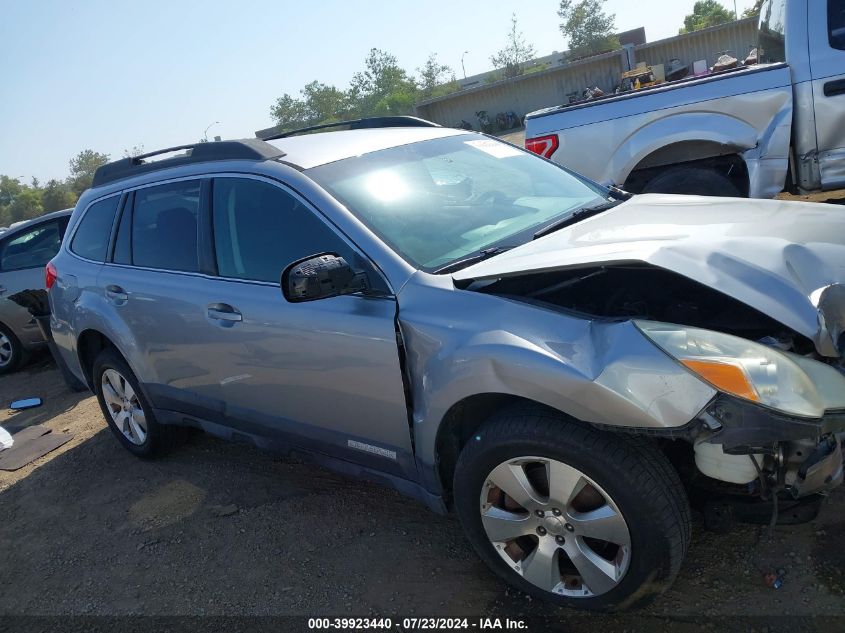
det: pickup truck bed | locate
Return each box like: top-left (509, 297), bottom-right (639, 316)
top-left (525, 63), bottom-right (793, 199)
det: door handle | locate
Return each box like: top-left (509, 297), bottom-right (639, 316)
top-left (207, 303), bottom-right (242, 323)
top-left (105, 284), bottom-right (128, 303)
top-left (0, 285), bottom-right (5, 296)
top-left (824, 79), bottom-right (845, 97)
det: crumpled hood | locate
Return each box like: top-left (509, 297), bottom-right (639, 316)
top-left (453, 194), bottom-right (845, 357)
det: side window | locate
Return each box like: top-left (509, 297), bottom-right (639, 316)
top-left (132, 181), bottom-right (200, 272)
top-left (830, 0), bottom-right (845, 50)
top-left (70, 196), bottom-right (121, 262)
top-left (212, 177), bottom-right (385, 289)
top-left (0, 219), bottom-right (65, 271)
top-left (758, 0), bottom-right (787, 63)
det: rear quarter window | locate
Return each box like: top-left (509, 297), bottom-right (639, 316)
top-left (70, 196), bottom-right (121, 262)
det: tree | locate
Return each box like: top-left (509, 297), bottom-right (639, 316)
top-left (557, 0), bottom-right (620, 58)
top-left (0, 175), bottom-right (23, 208)
top-left (123, 144), bottom-right (145, 158)
top-left (417, 54), bottom-right (456, 99)
top-left (300, 81), bottom-right (350, 122)
top-left (349, 49), bottom-right (418, 116)
top-left (270, 93), bottom-right (309, 130)
top-left (742, 0), bottom-right (765, 18)
top-left (68, 149), bottom-right (109, 196)
top-left (490, 14), bottom-right (537, 79)
top-left (8, 188), bottom-right (43, 222)
top-left (41, 179), bottom-right (76, 212)
top-left (680, 0), bottom-right (735, 34)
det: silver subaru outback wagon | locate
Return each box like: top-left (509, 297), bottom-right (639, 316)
top-left (49, 118), bottom-right (845, 611)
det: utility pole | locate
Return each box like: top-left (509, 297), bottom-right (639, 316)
top-left (461, 51), bottom-right (469, 79)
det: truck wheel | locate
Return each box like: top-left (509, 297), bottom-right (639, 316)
top-left (0, 322), bottom-right (26, 374)
top-left (93, 348), bottom-right (180, 457)
top-left (453, 406), bottom-right (690, 611)
top-left (642, 166), bottom-right (743, 197)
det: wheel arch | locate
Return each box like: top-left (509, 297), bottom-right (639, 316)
top-left (434, 394), bottom-right (576, 506)
top-left (77, 328), bottom-right (130, 391)
top-left (609, 112), bottom-right (757, 189)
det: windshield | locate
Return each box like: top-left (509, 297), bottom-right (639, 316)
top-left (307, 134), bottom-right (607, 271)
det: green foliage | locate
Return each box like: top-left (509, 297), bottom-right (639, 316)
top-left (8, 188), bottom-right (43, 222)
top-left (41, 179), bottom-right (76, 212)
top-left (742, 0), bottom-right (765, 18)
top-left (0, 175), bottom-right (23, 208)
top-left (490, 14), bottom-right (537, 79)
top-left (349, 49), bottom-right (418, 116)
top-left (1, 147), bottom-right (110, 225)
top-left (558, 0), bottom-right (620, 58)
top-left (68, 149), bottom-right (110, 197)
top-left (270, 48), bottom-right (431, 131)
top-left (417, 54), bottom-right (456, 100)
top-left (680, 0), bottom-right (735, 34)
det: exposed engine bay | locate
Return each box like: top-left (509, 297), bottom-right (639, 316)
top-left (470, 263), bottom-right (818, 356)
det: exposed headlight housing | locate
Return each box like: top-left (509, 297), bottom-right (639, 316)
top-left (635, 320), bottom-right (845, 418)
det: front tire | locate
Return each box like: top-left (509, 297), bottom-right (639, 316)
top-left (453, 406), bottom-right (691, 612)
top-left (93, 348), bottom-right (176, 457)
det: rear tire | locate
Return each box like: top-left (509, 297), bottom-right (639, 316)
top-left (93, 348), bottom-right (179, 457)
top-left (0, 322), bottom-right (26, 375)
top-left (453, 405), bottom-right (691, 612)
top-left (642, 166), bottom-right (743, 197)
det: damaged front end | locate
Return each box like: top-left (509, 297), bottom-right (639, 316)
top-left (462, 263), bottom-right (845, 525)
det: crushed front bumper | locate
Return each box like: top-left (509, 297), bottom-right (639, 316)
top-left (699, 395), bottom-right (845, 498)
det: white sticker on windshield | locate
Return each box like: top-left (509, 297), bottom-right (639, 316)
top-left (464, 139), bottom-right (523, 158)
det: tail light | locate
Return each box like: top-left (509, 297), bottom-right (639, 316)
top-left (45, 261), bottom-right (58, 290)
top-left (525, 134), bottom-right (559, 159)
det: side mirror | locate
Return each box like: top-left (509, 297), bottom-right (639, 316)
top-left (282, 253), bottom-right (368, 302)
top-left (9, 397), bottom-right (42, 411)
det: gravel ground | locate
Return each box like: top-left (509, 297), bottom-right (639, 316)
top-left (0, 356), bottom-right (843, 631)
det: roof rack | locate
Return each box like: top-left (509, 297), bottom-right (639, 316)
top-left (255, 116), bottom-right (440, 141)
top-left (92, 138), bottom-right (285, 188)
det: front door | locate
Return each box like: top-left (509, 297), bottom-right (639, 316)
top-left (811, 0), bottom-right (845, 189)
top-left (197, 176), bottom-right (414, 479)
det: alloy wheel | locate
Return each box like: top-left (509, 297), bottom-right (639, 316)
top-left (101, 368), bottom-right (147, 445)
top-left (0, 331), bottom-right (13, 367)
top-left (479, 456), bottom-right (631, 598)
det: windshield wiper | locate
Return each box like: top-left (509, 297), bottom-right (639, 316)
top-left (532, 199), bottom-right (623, 240)
top-left (434, 246), bottom-right (513, 274)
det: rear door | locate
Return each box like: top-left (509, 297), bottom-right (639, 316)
top-left (196, 175), bottom-right (414, 479)
top-left (97, 178), bottom-right (229, 416)
top-left (810, 0), bottom-right (845, 189)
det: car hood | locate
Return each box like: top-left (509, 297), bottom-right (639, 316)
top-left (453, 194), bottom-right (845, 357)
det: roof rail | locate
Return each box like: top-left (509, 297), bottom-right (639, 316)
top-left (92, 138), bottom-right (285, 188)
top-left (255, 116), bottom-right (440, 141)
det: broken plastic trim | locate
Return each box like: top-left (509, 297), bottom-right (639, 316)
top-left (703, 394), bottom-right (845, 452)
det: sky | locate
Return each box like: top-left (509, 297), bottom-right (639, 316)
top-left (0, 0), bottom-right (758, 183)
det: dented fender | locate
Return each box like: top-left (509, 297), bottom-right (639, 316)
top-left (397, 274), bottom-right (716, 491)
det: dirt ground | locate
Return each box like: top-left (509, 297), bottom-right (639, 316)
top-left (0, 355), bottom-right (843, 631)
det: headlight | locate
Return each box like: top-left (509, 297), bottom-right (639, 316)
top-left (635, 320), bottom-right (845, 418)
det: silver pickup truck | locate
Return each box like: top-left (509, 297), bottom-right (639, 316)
top-left (524, 0), bottom-right (845, 198)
